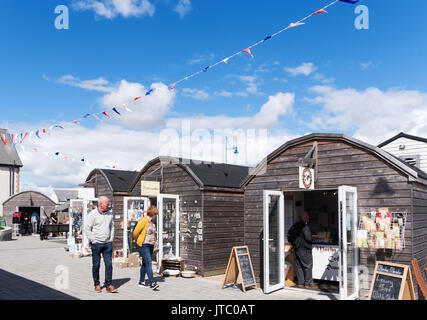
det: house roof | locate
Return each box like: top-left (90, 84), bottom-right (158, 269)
top-left (53, 189), bottom-right (78, 202)
top-left (0, 129), bottom-right (23, 167)
top-left (86, 169), bottom-right (139, 193)
top-left (378, 132), bottom-right (427, 148)
top-left (130, 156), bottom-right (251, 191)
top-left (241, 133), bottom-right (427, 187)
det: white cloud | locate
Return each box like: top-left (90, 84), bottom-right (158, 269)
top-left (72, 0), bottom-right (155, 19)
top-left (214, 90), bottom-right (233, 98)
top-left (188, 53), bottom-right (215, 65)
top-left (166, 92), bottom-right (294, 130)
top-left (101, 80), bottom-right (176, 128)
top-left (306, 85), bottom-right (427, 144)
top-left (57, 75), bottom-right (114, 93)
top-left (174, 0), bottom-right (192, 18)
top-left (361, 62), bottom-right (374, 70)
top-left (285, 62), bottom-right (317, 76)
top-left (312, 73), bottom-right (335, 84)
top-left (181, 88), bottom-right (210, 100)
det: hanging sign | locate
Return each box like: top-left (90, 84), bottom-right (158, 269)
top-left (141, 181), bottom-right (160, 197)
top-left (299, 166), bottom-right (314, 190)
top-left (368, 261), bottom-right (415, 300)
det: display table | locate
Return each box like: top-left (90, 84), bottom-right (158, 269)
top-left (312, 244), bottom-right (339, 281)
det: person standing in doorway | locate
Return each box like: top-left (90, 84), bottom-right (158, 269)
top-left (288, 211), bottom-right (318, 289)
top-left (31, 212), bottom-right (39, 234)
top-left (39, 215), bottom-right (49, 240)
top-left (133, 205), bottom-right (159, 290)
top-left (85, 196), bottom-right (117, 293)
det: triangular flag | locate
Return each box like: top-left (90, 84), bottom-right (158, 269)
top-left (171, 83), bottom-right (176, 90)
top-left (81, 157), bottom-right (85, 162)
top-left (112, 107), bottom-right (121, 116)
top-left (92, 114), bottom-right (102, 121)
top-left (242, 48), bottom-right (254, 58)
top-left (222, 58), bottom-right (229, 64)
top-left (42, 129), bottom-right (46, 134)
top-left (55, 152), bottom-right (60, 156)
top-left (145, 89), bottom-right (154, 96)
top-left (21, 132), bottom-right (28, 143)
top-left (203, 66), bottom-right (210, 72)
top-left (124, 106), bottom-right (133, 113)
top-left (1, 135), bottom-right (7, 145)
top-left (312, 9), bottom-right (327, 15)
top-left (73, 120), bottom-right (80, 125)
top-left (35, 131), bottom-right (42, 139)
top-left (33, 148), bottom-right (38, 152)
top-left (83, 114), bottom-right (91, 118)
top-left (263, 35), bottom-right (272, 41)
top-left (102, 111), bottom-right (111, 119)
top-left (54, 125), bottom-right (64, 129)
top-left (134, 97), bottom-right (141, 101)
top-left (288, 22), bottom-right (305, 28)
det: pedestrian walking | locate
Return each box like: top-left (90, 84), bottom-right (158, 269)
top-left (288, 211), bottom-right (318, 289)
top-left (31, 212), bottom-right (39, 234)
top-left (133, 205), bottom-right (159, 290)
top-left (85, 196), bottom-right (117, 293)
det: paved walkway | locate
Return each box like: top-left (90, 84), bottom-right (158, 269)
top-left (0, 236), bottom-right (335, 300)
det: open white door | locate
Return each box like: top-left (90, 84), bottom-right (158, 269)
top-left (157, 194), bottom-right (180, 272)
top-left (263, 190), bottom-right (285, 293)
top-left (69, 199), bottom-right (84, 240)
top-left (338, 186), bottom-right (359, 300)
top-left (123, 197), bottom-right (150, 259)
top-left (82, 198), bottom-right (98, 256)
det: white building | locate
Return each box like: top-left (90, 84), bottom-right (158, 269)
top-left (50, 188), bottom-right (95, 204)
top-left (378, 132), bottom-right (427, 172)
top-left (0, 128), bottom-right (23, 217)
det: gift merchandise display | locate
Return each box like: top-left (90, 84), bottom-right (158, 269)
top-left (356, 208), bottom-right (406, 250)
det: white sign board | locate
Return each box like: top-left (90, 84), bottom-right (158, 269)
top-left (299, 167), bottom-right (315, 190)
top-left (312, 245), bottom-right (339, 281)
top-left (141, 181), bottom-right (160, 197)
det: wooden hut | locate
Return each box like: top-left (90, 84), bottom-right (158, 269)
top-left (241, 133), bottom-right (427, 299)
top-left (127, 156), bottom-right (250, 276)
top-left (82, 169), bottom-right (139, 250)
top-left (3, 191), bottom-right (56, 226)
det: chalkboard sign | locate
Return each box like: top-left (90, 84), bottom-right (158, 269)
top-left (371, 274), bottom-right (402, 300)
top-left (369, 261), bottom-right (415, 300)
top-left (238, 254), bottom-right (255, 287)
top-left (222, 246), bottom-right (256, 292)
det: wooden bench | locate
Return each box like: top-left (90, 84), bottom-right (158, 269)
top-left (411, 258), bottom-right (427, 299)
top-left (40, 224), bottom-right (69, 238)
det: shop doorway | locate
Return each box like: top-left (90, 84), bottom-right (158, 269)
top-left (18, 207), bottom-right (41, 235)
top-left (262, 186), bottom-right (359, 300)
top-left (123, 197), bottom-right (150, 259)
top-left (157, 194), bottom-right (180, 272)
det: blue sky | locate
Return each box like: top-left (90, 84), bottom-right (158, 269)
top-left (1, 0), bottom-right (427, 192)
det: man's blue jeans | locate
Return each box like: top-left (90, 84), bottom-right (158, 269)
top-left (137, 244), bottom-right (155, 284)
top-left (91, 242), bottom-right (113, 287)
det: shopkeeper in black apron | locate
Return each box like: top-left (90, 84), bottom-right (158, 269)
top-left (288, 211), bottom-right (318, 289)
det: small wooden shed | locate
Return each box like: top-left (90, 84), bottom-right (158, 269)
top-left (241, 133), bottom-right (427, 299)
top-left (127, 156), bottom-right (250, 276)
top-left (82, 169), bottom-right (139, 250)
top-left (3, 191), bottom-right (56, 226)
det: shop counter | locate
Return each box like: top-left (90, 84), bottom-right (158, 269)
top-left (312, 244), bottom-right (339, 281)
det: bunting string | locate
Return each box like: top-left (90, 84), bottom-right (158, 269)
top-left (3, 0), bottom-right (358, 152)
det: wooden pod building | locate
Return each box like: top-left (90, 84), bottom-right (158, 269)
top-left (83, 169), bottom-right (139, 250)
top-left (241, 133), bottom-right (427, 299)
top-left (127, 156), bottom-right (250, 276)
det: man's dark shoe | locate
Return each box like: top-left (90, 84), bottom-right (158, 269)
top-left (94, 285), bottom-right (102, 293)
top-left (150, 282), bottom-right (159, 290)
top-left (105, 285), bottom-right (118, 293)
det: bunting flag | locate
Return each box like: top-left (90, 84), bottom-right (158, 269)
top-left (102, 111), bottom-right (111, 119)
top-left (312, 9), bottom-right (328, 15)
top-left (242, 47), bottom-right (254, 58)
top-left (83, 114), bottom-right (92, 119)
top-left (1, 135), bottom-right (7, 145)
top-left (112, 107), bottom-right (121, 116)
top-left (54, 125), bottom-right (64, 129)
top-left (36, 131), bottom-right (42, 139)
top-left (92, 114), bottom-right (102, 121)
top-left (42, 129), bottom-right (46, 134)
top-left (55, 152), bottom-right (60, 156)
top-left (81, 157), bottom-right (85, 162)
top-left (134, 97), bottom-right (141, 101)
top-left (20, 132), bottom-right (28, 143)
top-left (203, 66), bottom-right (210, 72)
top-left (263, 35), bottom-right (272, 41)
top-left (222, 58), bottom-right (229, 64)
top-left (73, 120), bottom-right (80, 125)
top-left (124, 106), bottom-right (133, 113)
top-left (145, 89), bottom-right (154, 96)
top-left (33, 148), bottom-right (38, 152)
top-left (288, 22), bottom-right (305, 28)
top-left (171, 83), bottom-right (176, 90)
top-left (339, 0), bottom-right (359, 3)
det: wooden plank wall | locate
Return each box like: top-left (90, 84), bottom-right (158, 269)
top-left (411, 181), bottom-right (427, 298)
top-left (202, 190), bottom-right (245, 276)
top-left (244, 139), bottom-right (416, 298)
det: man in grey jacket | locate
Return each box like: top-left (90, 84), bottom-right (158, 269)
top-left (85, 196), bottom-right (117, 293)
